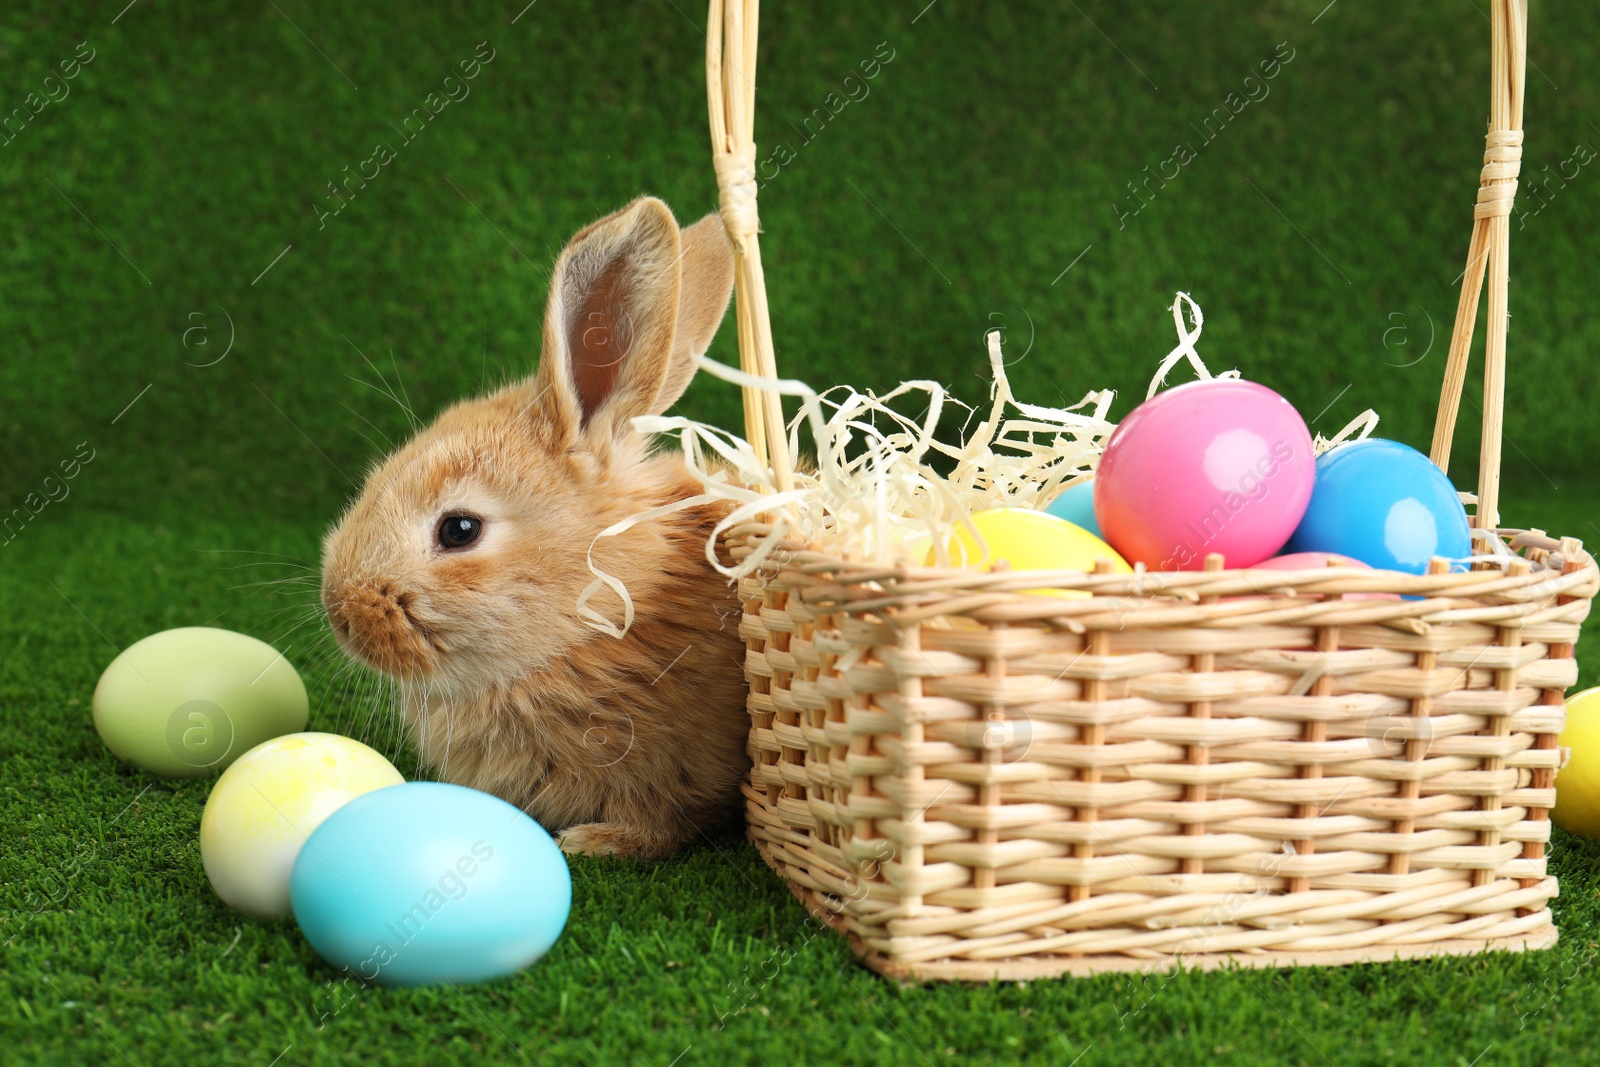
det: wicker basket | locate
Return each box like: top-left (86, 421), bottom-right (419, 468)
top-left (703, 0), bottom-right (1598, 978)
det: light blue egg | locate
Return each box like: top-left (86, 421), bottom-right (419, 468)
top-left (1044, 480), bottom-right (1102, 538)
top-left (289, 781), bottom-right (571, 987)
top-left (1283, 438), bottom-right (1472, 574)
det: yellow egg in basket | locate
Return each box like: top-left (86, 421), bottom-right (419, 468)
top-left (927, 507), bottom-right (1132, 598)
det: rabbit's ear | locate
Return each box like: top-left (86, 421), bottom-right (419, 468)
top-left (533, 197), bottom-right (685, 443)
top-left (655, 213), bottom-right (736, 410)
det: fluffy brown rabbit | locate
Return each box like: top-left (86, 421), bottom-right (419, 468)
top-left (320, 197), bottom-right (751, 860)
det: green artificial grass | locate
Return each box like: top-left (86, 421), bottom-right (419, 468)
top-left (4, 0), bottom-right (1600, 1063)
top-left (5, 490), bottom-right (1599, 1067)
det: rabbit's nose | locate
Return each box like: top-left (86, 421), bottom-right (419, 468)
top-left (323, 579), bottom-right (387, 643)
top-left (322, 578), bottom-right (438, 677)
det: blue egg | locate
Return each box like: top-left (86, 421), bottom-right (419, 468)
top-left (289, 782), bottom-right (571, 987)
top-left (1044, 480), bottom-right (1102, 538)
top-left (1283, 438), bottom-right (1472, 574)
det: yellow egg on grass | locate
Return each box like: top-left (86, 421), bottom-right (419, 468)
top-left (1554, 687), bottom-right (1600, 837)
top-left (200, 733), bottom-right (404, 918)
top-left (927, 507), bottom-right (1133, 597)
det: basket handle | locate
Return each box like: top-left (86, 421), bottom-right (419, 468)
top-left (706, 0), bottom-right (1528, 524)
top-left (1429, 0), bottom-right (1527, 531)
top-left (706, 0), bottom-right (796, 496)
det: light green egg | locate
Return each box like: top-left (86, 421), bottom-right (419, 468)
top-left (92, 627), bottom-right (309, 777)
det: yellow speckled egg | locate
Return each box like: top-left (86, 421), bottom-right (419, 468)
top-left (928, 507), bottom-right (1132, 597)
top-left (1554, 687), bottom-right (1600, 837)
top-left (200, 733), bottom-right (404, 917)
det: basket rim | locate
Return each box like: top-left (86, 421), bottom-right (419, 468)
top-left (728, 524), bottom-right (1596, 633)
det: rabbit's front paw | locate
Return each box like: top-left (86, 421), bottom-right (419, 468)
top-left (557, 821), bottom-right (685, 860)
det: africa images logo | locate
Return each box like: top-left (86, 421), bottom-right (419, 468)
top-left (1160, 438), bottom-right (1295, 569)
top-left (313, 41), bottom-right (497, 230)
top-left (347, 840), bottom-right (495, 981)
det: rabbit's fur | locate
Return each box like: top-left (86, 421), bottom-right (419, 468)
top-left (321, 198), bottom-right (750, 859)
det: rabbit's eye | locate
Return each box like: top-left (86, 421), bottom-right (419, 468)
top-left (437, 515), bottom-right (483, 550)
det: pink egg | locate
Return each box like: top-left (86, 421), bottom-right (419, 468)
top-left (1246, 551), bottom-right (1398, 601)
top-left (1095, 379), bottom-right (1315, 571)
top-left (1252, 551), bottom-right (1370, 572)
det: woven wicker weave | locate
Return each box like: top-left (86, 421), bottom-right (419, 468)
top-left (704, 0), bottom-right (1598, 978)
